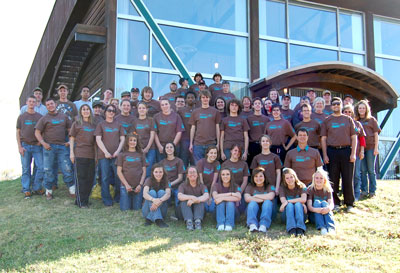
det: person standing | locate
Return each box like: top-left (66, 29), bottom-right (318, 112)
top-left (189, 90), bottom-right (221, 163)
top-left (95, 104), bottom-right (125, 206)
top-left (209, 72), bottom-right (223, 100)
top-left (130, 87), bottom-right (140, 109)
top-left (354, 100), bottom-right (381, 198)
top-left (240, 96), bottom-right (253, 119)
top-left (321, 97), bottom-right (357, 212)
top-left (160, 80), bottom-right (181, 110)
top-left (140, 86), bottom-right (161, 118)
top-left (17, 96), bottom-right (44, 198)
top-left (56, 85), bottom-right (78, 121)
top-left (34, 98), bottom-right (74, 200)
top-left (295, 104), bottom-right (321, 149)
top-left (69, 104), bottom-right (96, 208)
top-left (20, 87), bottom-right (47, 116)
top-left (177, 77), bottom-right (189, 96)
top-left (101, 88), bottom-right (114, 106)
top-left (280, 94), bottom-right (294, 123)
top-left (311, 97), bottom-right (328, 125)
top-left (322, 90), bottom-right (333, 115)
top-left (74, 86), bottom-right (92, 111)
top-left (115, 99), bottom-right (136, 134)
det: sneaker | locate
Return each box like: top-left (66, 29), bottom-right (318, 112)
top-left (320, 228), bottom-right (328, 235)
top-left (258, 225), bottom-right (267, 233)
top-left (45, 190), bottom-right (53, 200)
top-left (144, 219), bottom-right (152, 226)
top-left (333, 205), bottom-right (340, 213)
top-left (369, 193), bottom-right (376, 198)
top-left (296, 228), bottom-right (305, 237)
top-left (288, 228), bottom-right (297, 236)
top-left (155, 219), bottom-right (169, 228)
top-left (346, 206), bottom-right (356, 213)
top-left (249, 224), bottom-right (258, 232)
top-left (224, 225), bottom-right (232, 231)
top-left (69, 185), bottom-right (76, 198)
top-left (328, 228), bottom-right (336, 235)
top-left (24, 192), bottom-right (32, 199)
top-left (217, 225), bottom-right (225, 231)
top-left (33, 189), bottom-right (45, 195)
top-left (359, 192), bottom-right (368, 200)
top-left (186, 220), bottom-right (194, 231)
top-left (194, 219), bottom-right (202, 230)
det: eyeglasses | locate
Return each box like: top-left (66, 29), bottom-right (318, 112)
top-left (332, 102), bottom-right (341, 106)
top-left (106, 109), bottom-right (116, 113)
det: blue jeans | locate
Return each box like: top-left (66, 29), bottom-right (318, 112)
top-left (309, 200), bottom-right (335, 230)
top-left (193, 143), bottom-right (216, 163)
top-left (281, 202), bottom-right (306, 232)
top-left (205, 198), bottom-right (216, 213)
top-left (223, 149), bottom-right (231, 161)
top-left (43, 144), bottom-right (74, 190)
top-left (353, 157), bottom-right (362, 200)
top-left (246, 200), bottom-right (273, 228)
top-left (120, 186), bottom-right (143, 211)
top-left (170, 188), bottom-right (180, 207)
top-left (361, 149), bottom-right (377, 194)
top-left (142, 190), bottom-right (168, 222)
top-left (98, 158), bottom-right (120, 206)
top-left (216, 201), bottom-right (238, 227)
top-left (20, 143), bottom-right (44, 192)
top-left (179, 139), bottom-right (193, 168)
top-left (145, 149), bottom-right (157, 177)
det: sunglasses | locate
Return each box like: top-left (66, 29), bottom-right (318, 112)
top-left (106, 109), bottom-right (116, 113)
top-left (332, 102), bottom-right (341, 106)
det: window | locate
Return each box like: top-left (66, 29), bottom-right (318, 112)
top-left (259, 40), bottom-right (287, 76)
top-left (290, 45), bottom-right (337, 67)
top-left (259, 0), bottom-right (286, 38)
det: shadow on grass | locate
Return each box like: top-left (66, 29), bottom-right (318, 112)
top-left (0, 178), bottom-right (324, 271)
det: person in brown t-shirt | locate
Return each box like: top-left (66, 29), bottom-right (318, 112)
top-left (140, 86), bottom-right (161, 117)
top-left (117, 133), bottom-right (147, 211)
top-left (244, 167), bottom-right (276, 233)
top-left (295, 104), bottom-right (321, 148)
top-left (55, 84), bottom-right (78, 121)
top-left (209, 72), bottom-right (223, 104)
top-left (240, 96), bottom-right (254, 119)
top-left (306, 169), bottom-right (335, 235)
top-left (16, 95), bottom-right (43, 197)
top-left (69, 104), bottom-right (96, 207)
top-left (280, 94), bottom-right (294, 123)
top-left (221, 145), bottom-right (250, 192)
top-left (212, 80), bottom-right (236, 106)
top-left (312, 97), bottom-right (328, 125)
top-left (189, 72), bottom-right (206, 96)
top-left (153, 99), bottom-right (184, 160)
top-left (189, 90), bottom-right (221, 163)
top-left (321, 97), bottom-right (357, 212)
top-left (279, 168), bottom-right (307, 236)
top-left (212, 168), bottom-right (241, 231)
top-left (160, 80), bottom-right (181, 110)
top-left (284, 128), bottom-right (323, 185)
top-left (265, 104), bottom-right (296, 163)
top-left (94, 104), bottom-right (125, 206)
top-left (142, 163), bottom-right (171, 227)
top-left (354, 100), bottom-right (381, 197)
top-left (115, 99), bottom-right (136, 134)
top-left (220, 99), bottom-right (250, 161)
top-left (177, 166), bottom-right (209, 230)
top-left (35, 98), bottom-right (74, 200)
top-left (214, 97), bottom-right (227, 120)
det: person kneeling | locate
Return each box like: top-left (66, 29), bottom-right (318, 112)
top-left (212, 168), bottom-right (241, 231)
top-left (177, 166), bottom-right (209, 230)
top-left (142, 164), bottom-right (171, 228)
top-left (244, 167), bottom-right (276, 233)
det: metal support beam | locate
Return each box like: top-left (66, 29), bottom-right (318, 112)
top-left (380, 131), bottom-right (400, 179)
top-left (379, 108), bottom-right (394, 130)
top-left (132, 0), bottom-right (194, 85)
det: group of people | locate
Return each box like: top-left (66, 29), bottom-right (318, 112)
top-left (17, 71), bottom-right (381, 236)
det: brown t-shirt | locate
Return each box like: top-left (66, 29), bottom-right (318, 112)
top-left (323, 105), bottom-right (333, 116)
top-left (160, 92), bottom-right (180, 109)
top-left (221, 115), bottom-right (250, 150)
top-left (144, 177), bottom-right (170, 192)
top-left (196, 158), bottom-right (221, 190)
top-left (247, 114), bottom-right (269, 143)
top-left (142, 99), bottom-right (161, 117)
top-left (265, 119), bottom-right (295, 146)
top-left (178, 182), bottom-right (208, 197)
top-left (56, 100), bottom-right (78, 121)
top-left (221, 159), bottom-right (250, 187)
top-left (35, 112), bottom-right (71, 145)
top-left (311, 112), bottom-right (327, 125)
top-left (160, 157), bottom-right (185, 187)
top-left (189, 107), bottom-right (221, 145)
top-left (132, 117), bottom-right (155, 150)
top-left (279, 185), bottom-right (307, 200)
top-left (213, 91), bottom-right (236, 105)
top-left (359, 117), bottom-right (381, 150)
top-left (94, 114), bottom-right (105, 126)
top-left (250, 153), bottom-right (282, 186)
top-left (321, 115), bottom-right (356, 147)
top-left (245, 184), bottom-right (275, 195)
top-left (115, 114), bottom-right (136, 134)
top-left (211, 182), bottom-right (241, 194)
top-left (295, 119), bottom-right (321, 147)
top-left (281, 109), bottom-right (294, 123)
top-left (17, 112), bottom-right (42, 145)
top-left (70, 121), bottom-right (96, 158)
top-left (94, 119), bottom-right (125, 159)
top-left (117, 151), bottom-right (147, 187)
top-left (153, 112), bottom-right (184, 145)
top-left (239, 110), bottom-right (254, 119)
top-left (284, 146), bottom-right (323, 185)
top-left (178, 105), bottom-right (196, 140)
top-left (307, 186), bottom-right (332, 202)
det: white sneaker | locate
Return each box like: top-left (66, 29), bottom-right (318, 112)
top-left (217, 225), bottom-right (225, 231)
top-left (320, 228), bottom-right (328, 235)
top-left (328, 228), bottom-right (336, 235)
top-left (224, 225), bottom-right (232, 231)
top-left (258, 225), bottom-right (267, 233)
top-left (249, 224), bottom-right (258, 232)
top-left (69, 185), bottom-right (76, 195)
top-left (46, 189), bottom-right (53, 195)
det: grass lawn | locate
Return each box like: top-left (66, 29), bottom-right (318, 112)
top-left (1, 178), bottom-right (400, 272)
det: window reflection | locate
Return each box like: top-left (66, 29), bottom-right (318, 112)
top-left (374, 18), bottom-right (400, 57)
top-left (115, 69), bottom-right (149, 98)
top-left (341, 52), bottom-right (364, 66)
top-left (117, 0), bottom-right (140, 16)
top-left (152, 36), bottom-right (174, 70)
top-left (259, 0), bottom-right (286, 38)
top-left (151, 73), bottom-right (180, 100)
top-left (340, 12), bottom-right (364, 51)
top-left (260, 40), bottom-right (287, 76)
top-left (290, 45), bottom-right (337, 67)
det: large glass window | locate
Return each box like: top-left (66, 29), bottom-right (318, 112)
top-left (151, 73), bottom-right (180, 99)
top-left (259, 40), bottom-right (287, 76)
top-left (289, 4), bottom-right (337, 46)
top-left (116, 19), bottom-right (149, 66)
top-left (161, 25), bottom-right (248, 78)
top-left (142, 0), bottom-right (247, 32)
top-left (341, 52), bottom-right (364, 66)
top-left (115, 69), bottom-right (149, 96)
top-left (340, 12), bottom-right (364, 51)
top-left (259, 0), bottom-right (286, 38)
top-left (151, 36), bottom-right (174, 70)
top-left (374, 17), bottom-right (400, 57)
top-left (117, 0), bottom-right (139, 16)
top-left (290, 45), bottom-right (337, 67)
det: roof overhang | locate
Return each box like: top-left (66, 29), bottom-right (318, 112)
top-left (249, 61), bottom-right (399, 112)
